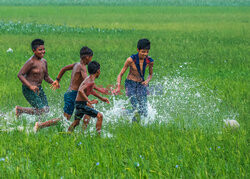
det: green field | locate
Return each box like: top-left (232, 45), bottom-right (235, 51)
top-left (0, 3), bottom-right (249, 178)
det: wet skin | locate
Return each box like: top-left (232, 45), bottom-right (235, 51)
top-left (114, 49), bottom-right (154, 93)
top-left (52, 56), bottom-right (92, 91)
top-left (17, 45), bottom-right (53, 93)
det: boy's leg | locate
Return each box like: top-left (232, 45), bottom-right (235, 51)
top-left (68, 102), bottom-right (85, 132)
top-left (16, 106), bottom-right (48, 117)
top-left (96, 113), bottom-right (103, 134)
top-left (137, 83), bottom-right (148, 117)
top-left (125, 79), bottom-right (138, 114)
top-left (64, 113), bottom-right (72, 120)
top-left (130, 96), bottom-right (138, 112)
top-left (82, 115), bottom-right (91, 130)
top-left (17, 85), bottom-right (49, 117)
top-left (34, 118), bottom-right (61, 132)
top-left (82, 104), bottom-right (102, 134)
top-left (63, 90), bottom-right (78, 121)
top-left (138, 95), bottom-right (148, 117)
top-left (68, 119), bottom-right (81, 132)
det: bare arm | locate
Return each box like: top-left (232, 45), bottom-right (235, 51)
top-left (17, 60), bottom-right (34, 88)
top-left (44, 60), bottom-right (54, 84)
top-left (114, 58), bottom-right (131, 93)
top-left (56, 63), bottom-right (75, 82)
top-left (93, 85), bottom-right (109, 95)
top-left (80, 65), bottom-right (88, 80)
top-left (78, 83), bottom-right (92, 104)
top-left (92, 85), bottom-right (110, 103)
top-left (142, 62), bottom-right (154, 86)
top-left (50, 63), bottom-right (75, 90)
top-left (91, 90), bottom-right (103, 100)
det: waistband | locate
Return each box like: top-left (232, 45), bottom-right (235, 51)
top-left (75, 101), bottom-right (87, 105)
top-left (125, 79), bottom-right (143, 84)
top-left (22, 84), bottom-right (42, 88)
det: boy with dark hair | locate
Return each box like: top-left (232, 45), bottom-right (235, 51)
top-left (52, 46), bottom-right (94, 120)
top-left (16, 39), bottom-right (54, 117)
top-left (34, 47), bottom-right (107, 132)
top-left (68, 61), bottom-right (109, 134)
top-left (113, 38), bottom-right (154, 122)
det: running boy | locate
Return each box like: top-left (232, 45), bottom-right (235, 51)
top-left (113, 39), bottom-right (154, 121)
top-left (52, 46), bottom-right (94, 120)
top-left (68, 61), bottom-right (109, 134)
top-left (34, 47), bottom-right (107, 132)
top-left (16, 39), bottom-right (54, 117)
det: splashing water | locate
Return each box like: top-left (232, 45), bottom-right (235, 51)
top-left (0, 76), bottom-right (238, 135)
top-left (96, 75), bottom-right (238, 130)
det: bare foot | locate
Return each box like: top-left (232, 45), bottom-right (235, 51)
top-left (33, 122), bottom-right (39, 133)
top-left (15, 106), bottom-right (21, 118)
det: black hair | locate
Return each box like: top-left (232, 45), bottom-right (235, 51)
top-left (80, 46), bottom-right (93, 59)
top-left (31, 39), bottom-right (44, 50)
top-left (88, 61), bottom-right (100, 74)
top-left (137, 38), bottom-right (150, 50)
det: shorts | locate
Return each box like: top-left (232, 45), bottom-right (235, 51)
top-left (22, 85), bottom-right (48, 109)
top-left (125, 79), bottom-right (148, 97)
top-left (63, 90), bottom-right (78, 115)
top-left (74, 101), bottom-right (99, 120)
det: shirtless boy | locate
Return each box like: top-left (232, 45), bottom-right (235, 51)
top-left (16, 39), bottom-right (54, 117)
top-left (68, 61), bottom-right (109, 134)
top-left (34, 47), bottom-right (107, 132)
top-left (113, 39), bottom-right (154, 121)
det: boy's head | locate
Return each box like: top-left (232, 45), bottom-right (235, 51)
top-left (137, 39), bottom-right (150, 50)
top-left (88, 61), bottom-right (100, 78)
top-left (80, 46), bottom-right (93, 64)
top-left (137, 39), bottom-right (150, 59)
top-left (31, 39), bottom-right (45, 59)
top-left (31, 39), bottom-right (44, 50)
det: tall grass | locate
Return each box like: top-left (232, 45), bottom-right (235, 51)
top-left (0, 0), bottom-right (249, 6)
top-left (0, 6), bottom-right (249, 177)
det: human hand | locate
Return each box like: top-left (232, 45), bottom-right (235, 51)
top-left (101, 97), bottom-right (110, 104)
top-left (90, 99), bottom-right (98, 104)
top-left (87, 102), bottom-right (93, 108)
top-left (30, 86), bottom-right (39, 95)
top-left (141, 81), bottom-right (149, 86)
top-left (50, 80), bottom-right (60, 90)
top-left (99, 88), bottom-right (109, 95)
top-left (112, 87), bottom-right (120, 95)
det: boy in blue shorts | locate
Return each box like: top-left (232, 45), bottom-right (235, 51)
top-left (34, 47), bottom-right (107, 132)
top-left (68, 61), bottom-right (109, 134)
top-left (16, 39), bottom-right (54, 117)
top-left (113, 39), bottom-right (154, 122)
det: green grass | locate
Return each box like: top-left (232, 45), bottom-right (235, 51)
top-left (0, 5), bottom-right (249, 178)
top-left (0, 0), bottom-right (248, 6)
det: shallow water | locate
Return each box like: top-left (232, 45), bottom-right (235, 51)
top-left (0, 75), bottom-right (238, 135)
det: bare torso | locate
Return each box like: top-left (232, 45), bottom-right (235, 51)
top-left (69, 63), bottom-right (87, 91)
top-left (76, 76), bottom-right (95, 101)
top-left (127, 57), bottom-right (148, 82)
top-left (19, 56), bottom-right (48, 87)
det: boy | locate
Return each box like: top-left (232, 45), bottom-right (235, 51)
top-left (34, 47), bottom-right (107, 132)
top-left (68, 61), bottom-right (109, 134)
top-left (113, 39), bottom-right (154, 121)
top-left (16, 39), bottom-right (54, 117)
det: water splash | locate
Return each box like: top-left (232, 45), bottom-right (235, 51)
top-left (0, 76), bottom-right (238, 134)
top-left (97, 76), bottom-right (238, 130)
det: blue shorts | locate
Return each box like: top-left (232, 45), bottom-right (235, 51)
top-left (125, 79), bottom-right (148, 117)
top-left (22, 85), bottom-right (48, 109)
top-left (125, 79), bottom-right (148, 97)
top-left (63, 90), bottom-right (78, 115)
top-left (74, 101), bottom-right (99, 120)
